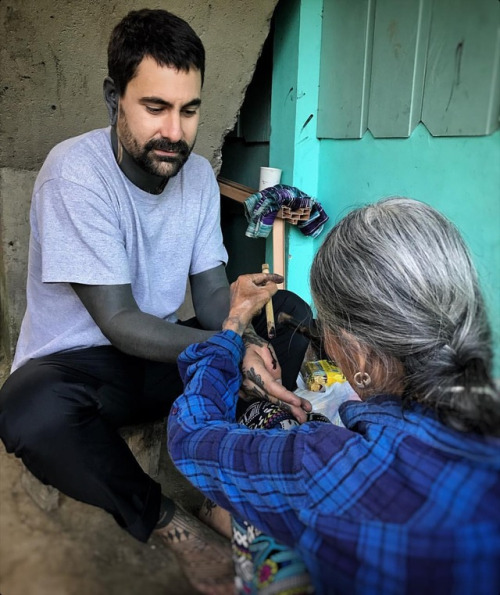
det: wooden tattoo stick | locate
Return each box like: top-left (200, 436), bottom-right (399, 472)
top-left (261, 263), bottom-right (276, 339)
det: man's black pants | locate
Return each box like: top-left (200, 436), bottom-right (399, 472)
top-left (0, 291), bottom-right (311, 542)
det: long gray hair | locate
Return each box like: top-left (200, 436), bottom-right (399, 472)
top-left (310, 197), bottom-right (499, 435)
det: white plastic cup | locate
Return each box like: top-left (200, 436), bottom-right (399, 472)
top-left (259, 166), bottom-right (282, 191)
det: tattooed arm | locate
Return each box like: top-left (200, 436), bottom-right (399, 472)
top-left (222, 274), bottom-right (310, 422)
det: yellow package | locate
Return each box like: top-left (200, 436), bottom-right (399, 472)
top-left (303, 360), bottom-right (346, 392)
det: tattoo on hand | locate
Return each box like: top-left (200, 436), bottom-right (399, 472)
top-left (243, 366), bottom-right (265, 389)
top-left (243, 329), bottom-right (267, 348)
top-left (202, 499), bottom-right (217, 518)
top-left (223, 316), bottom-right (247, 335)
top-left (243, 384), bottom-right (268, 401)
top-left (268, 345), bottom-right (278, 370)
top-left (242, 382), bottom-right (294, 414)
top-left (274, 399), bottom-right (292, 413)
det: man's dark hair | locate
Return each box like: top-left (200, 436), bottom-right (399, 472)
top-left (107, 8), bottom-right (205, 96)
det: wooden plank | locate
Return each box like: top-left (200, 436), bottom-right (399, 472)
top-left (368, 0), bottom-right (432, 138)
top-left (317, 0), bottom-right (375, 139)
top-left (272, 217), bottom-right (286, 285)
top-left (422, 0), bottom-right (500, 136)
top-left (218, 177), bottom-right (256, 204)
top-left (218, 176), bottom-right (288, 221)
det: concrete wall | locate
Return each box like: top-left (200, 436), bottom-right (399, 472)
top-left (0, 168), bottom-right (36, 359)
top-left (0, 0), bottom-right (279, 376)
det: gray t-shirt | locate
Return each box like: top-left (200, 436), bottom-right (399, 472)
top-left (12, 127), bottom-right (228, 371)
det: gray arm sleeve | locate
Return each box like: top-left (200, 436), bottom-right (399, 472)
top-left (190, 264), bottom-right (230, 330)
top-left (71, 283), bottom-right (215, 363)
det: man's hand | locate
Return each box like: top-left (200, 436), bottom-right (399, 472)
top-left (241, 328), bottom-right (312, 424)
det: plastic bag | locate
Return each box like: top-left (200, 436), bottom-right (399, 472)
top-left (295, 373), bottom-right (360, 426)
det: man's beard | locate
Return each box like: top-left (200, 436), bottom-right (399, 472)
top-left (117, 112), bottom-right (194, 179)
top-left (136, 137), bottom-right (193, 178)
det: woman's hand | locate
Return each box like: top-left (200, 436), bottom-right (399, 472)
top-left (222, 273), bottom-right (283, 335)
top-left (240, 328), bottom-right (312, 423)
top-left (222, 273), bottom-right (312, 423)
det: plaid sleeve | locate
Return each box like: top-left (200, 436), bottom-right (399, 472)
top-left (168, 330), bottom-right (360, 546)
top-left (168, 334), bottom-right (500, 593)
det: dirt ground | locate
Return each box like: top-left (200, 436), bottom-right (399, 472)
top-left (0, 437), bottom-right (207, 595)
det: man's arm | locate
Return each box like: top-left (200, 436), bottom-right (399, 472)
top-left (72, 282), bottom-right (215, 362)
top-left (73, 270), bottom-right (310, 418)
top-left (72, 264), bottom-right (230, 361)
top-left (189, 264), bottom-right (230, 330)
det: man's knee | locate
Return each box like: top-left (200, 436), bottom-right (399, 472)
top-left (0, 361), bottom-right (90, 456)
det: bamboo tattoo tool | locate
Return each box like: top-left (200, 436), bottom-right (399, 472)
top-left (261, 263), bottom-right (276, 339)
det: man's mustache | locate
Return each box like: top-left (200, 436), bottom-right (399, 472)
top-left (145, 139), bottom-right (190, 155)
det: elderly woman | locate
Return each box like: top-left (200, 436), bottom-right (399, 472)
top-left (167, 197), bottom-right (500, 594)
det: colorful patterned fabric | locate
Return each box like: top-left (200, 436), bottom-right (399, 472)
top-left (232, 517), bottom-right (313, 595)
top-left (233, 401), bottom-right (328, 594)
top-left (239, 400), bottom-right (330, 431)
top-left (168, 331), bottom-right (500, 595)
top-left (244, 185), bottom-right (329, 239)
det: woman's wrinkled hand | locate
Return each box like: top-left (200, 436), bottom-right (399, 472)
top-left (240, 328), bottom-right (312, 424)
top-left (222, 273), bottom-right (312, 423)
top-left (222, 273), bottom-right (283, 336)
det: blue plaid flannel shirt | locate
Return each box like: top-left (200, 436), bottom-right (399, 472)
top-left (167, 331), bottom-right (500, 594)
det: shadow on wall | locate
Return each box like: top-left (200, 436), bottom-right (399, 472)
top-left (0, 168), bottom-right (37, 382)
top-left (1, 258), bottom-right (11, 384)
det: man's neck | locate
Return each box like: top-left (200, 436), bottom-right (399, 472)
top-left (110, 127), bottom-right (168, 195)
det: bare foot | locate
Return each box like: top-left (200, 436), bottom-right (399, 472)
top-left (199, 498), bottom-right (232, 539)
top-left (155, 506), bottom-right (235, 595)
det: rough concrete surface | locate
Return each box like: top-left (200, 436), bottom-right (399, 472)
top-left (0, 168), bottom-right (36, 368)
top-left (0, 0), bottom-right (278, 172)
top-left (0, 440), bottom-right (206, 595)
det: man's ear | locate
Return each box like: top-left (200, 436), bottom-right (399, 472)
top-left (103, 76), bottom-right (119, 126)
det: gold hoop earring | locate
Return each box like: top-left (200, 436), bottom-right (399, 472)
top-left (353, 371), bottom-right (371, 389)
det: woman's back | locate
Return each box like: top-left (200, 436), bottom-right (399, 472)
top-left (296, 395), bottom-right (500, 594)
